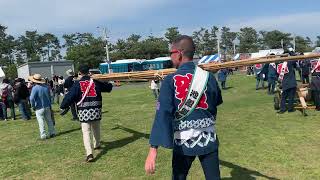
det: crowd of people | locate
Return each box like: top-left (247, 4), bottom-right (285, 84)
top-left (3, 35), bottom-right (320, 179)
top-left (251, 49), bottom-right (320, 113)
top-left (1, 66), bottom-right (113, 163)
top-left (0, 71), bottom-right (76, 122)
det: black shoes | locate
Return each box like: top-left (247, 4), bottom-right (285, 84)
top-left (277, 110), bottom-right (286, 114)
top-left (60, 107), bottom-right (70, 116)
top-left (86, 154), bottom-right (94, 162)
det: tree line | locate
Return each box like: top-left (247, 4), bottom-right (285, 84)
top-left (1, 24), bottom-right (320, 77)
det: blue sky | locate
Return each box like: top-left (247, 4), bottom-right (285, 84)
top-left (0, 0), bottom-right (319, 42)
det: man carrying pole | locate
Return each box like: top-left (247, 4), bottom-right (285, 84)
top-left (60, 65), bottom-right (113, 162)
top-left (277, 49), bottom-right (297, 113)
top-left (145, 35), bottom-right (222, 180)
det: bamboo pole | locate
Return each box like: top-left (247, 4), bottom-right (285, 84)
top-left (92, 54), bottom-right (320, 81)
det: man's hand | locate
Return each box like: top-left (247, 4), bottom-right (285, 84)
top-left (145, 147), bottom-right (157, 175)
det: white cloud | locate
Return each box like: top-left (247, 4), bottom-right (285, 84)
top-left (0, 0), bottom-right (169, 35)
top-left (227, 12), bottom-right (320, 38)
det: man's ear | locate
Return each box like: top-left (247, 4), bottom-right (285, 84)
top-left (178, 52), bottom-right (183, 62)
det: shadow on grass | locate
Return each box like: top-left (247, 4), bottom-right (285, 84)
top-left (101, 111), bottom-right (108, 114)
top-left (222, 87), bottom-right (234, 90)
top-left (220, 160), bottom-right (279, 180)
top-left (55, 127), bottom-right (81, 137)
top-left (94, 125), bottom-right (149, 162)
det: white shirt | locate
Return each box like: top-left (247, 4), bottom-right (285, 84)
top-left (150, 80), bottom-right (158, 90)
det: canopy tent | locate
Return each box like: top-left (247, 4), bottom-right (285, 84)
top-left (312, 47), bottom-right (320, 53)
top-left (233, 53), bottom-right (240, 61)
top-left (0, 67), bottom-right (5, 78)
top-left (251, 49), bottom-right (284, 58)
top-left (0, 67), bottom-right (5, 83)
top-left (198, 54), bottom-right (221, 64)
top-left (148, 57), bottom-right (171, 61)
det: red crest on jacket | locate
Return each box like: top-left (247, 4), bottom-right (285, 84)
top-left (79, 80), bottom-right (97, 97)
top-left (173, 73), bottom-right (208, 109)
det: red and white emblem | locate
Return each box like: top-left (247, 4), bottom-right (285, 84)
top-left (173, 73), bottom-right (208, 109)
top-left (79, 80), bottom-right (97, 97)
top-left (255, 64), bottom-right (262, 69)
top-left (311, 60), bottom-right (320, 73)
top-left (277, 63), bottom-right (289, 74)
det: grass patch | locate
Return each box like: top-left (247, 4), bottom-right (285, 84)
top-left (0, 75), bottom-right (319, 179)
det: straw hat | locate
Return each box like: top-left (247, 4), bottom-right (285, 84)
top-left (66, 69), bottom-right (74, 76)
top-left (28, 74), bottom-right (46, 84)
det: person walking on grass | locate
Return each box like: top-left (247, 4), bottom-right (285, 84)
top-left (218, 68), bottom-right (228, 90)
top-left (254, 64), bottom-right (265, 90)
top-left (150, 80), bottom-right (160, 99)
top-left (64, 69), bottom-right (78, 120)
top-left (60, 65), bottom-right (113, 162)
top-left (14, 78), bottom-right (31, 120)
top-left (145, 35), bottom-right (222, 180)
top-left (0, 78), bottom-right (15, 121)
top-left (277, 49), bottom-right (297, 114)
top-left (29, 74), bottom-right (56, 139)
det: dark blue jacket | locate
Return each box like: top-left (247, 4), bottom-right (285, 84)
top-left (280, 61), bottom-right (297, 90)
top-left (60, 75), bottom-right (112, 122)
top-left (64, 76), bottom-right (75, 91)
top-left (300, 60), bottom-right (311, 76)
top-left (268, 64), bottom-right (278, 80)
top-left (218, 69), bottom-right (228, 82)
top-left (149, 62), bottom-right (222, 156)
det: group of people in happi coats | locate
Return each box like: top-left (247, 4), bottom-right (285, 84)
top-left (253, 48), bottom-right (320, 113)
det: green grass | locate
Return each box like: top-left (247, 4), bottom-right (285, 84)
top-left (0, 74), bottom-right (320, 179)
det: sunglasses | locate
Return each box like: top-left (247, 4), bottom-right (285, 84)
top-left (170, 49), bottom-right (182, 55)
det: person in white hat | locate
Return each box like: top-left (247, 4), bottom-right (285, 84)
top-left (29, 74), bottom-right (56, 139)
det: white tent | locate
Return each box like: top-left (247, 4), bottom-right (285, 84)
top-left (0, 67), bottom-right (5, 78)
top-left (0, 67), bottom-right (5, 83)
top-left (198, 54), bottom-right (221, 64)
top-left (251, 49), bottom-right (284, 58)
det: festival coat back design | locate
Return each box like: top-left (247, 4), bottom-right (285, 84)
top-left (149, 62), bottom-right (223, 156)
top-left (60, 75), bottom-right (113, 122)
top-left (277, 61), bottom-right (297, 90)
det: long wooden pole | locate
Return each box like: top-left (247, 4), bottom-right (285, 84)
top-left (92, 54), bottom-right (320, 81)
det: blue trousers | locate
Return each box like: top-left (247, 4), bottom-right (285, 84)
top-left (18, 100), bottom-right (31, 120)
top-left (172, 150), bottom-right (220, 180)
top-left (280, 87), bottom-right (296, 112)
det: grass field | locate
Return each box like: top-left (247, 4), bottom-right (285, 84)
top-left (0, 74), bottom-right (320, 179)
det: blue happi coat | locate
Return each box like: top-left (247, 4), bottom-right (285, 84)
top-left (218, 69), bottom-right (228, 82)
top-left (278, 61), bottom-right (297, 90)
top-left (149, 62), bottom-right (223, 156)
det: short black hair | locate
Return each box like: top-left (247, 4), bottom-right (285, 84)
top-left (2, 78), bottom-right (9, 84)
top-left (79, 64), bottom-right (90, 74)
top-left (172, 35), bottom-right (196, 59)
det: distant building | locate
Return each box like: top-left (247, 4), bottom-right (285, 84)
top-left (17, 61), bottom-right (74, 80)
top-left (99, 57), bottom-right (172, 73)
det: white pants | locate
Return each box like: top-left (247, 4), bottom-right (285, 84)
top-left (81, 121), bottom-right (101, 156)
top-left (35, 107), bottom-right (56, 139)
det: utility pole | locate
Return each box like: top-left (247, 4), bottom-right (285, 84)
top-left (102, 28), bottom-right (110, 62)
top-left (293, 34), bottom-right (296, 51)
top-left (47, 40), bottom-right (50, 62)
top-left (217, 28), bottom-right (220, 57)
top-left (97, 27), bottom-right (111, 73)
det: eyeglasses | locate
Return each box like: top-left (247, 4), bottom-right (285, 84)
top-left (170, 50), bottom-right (181, 55)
